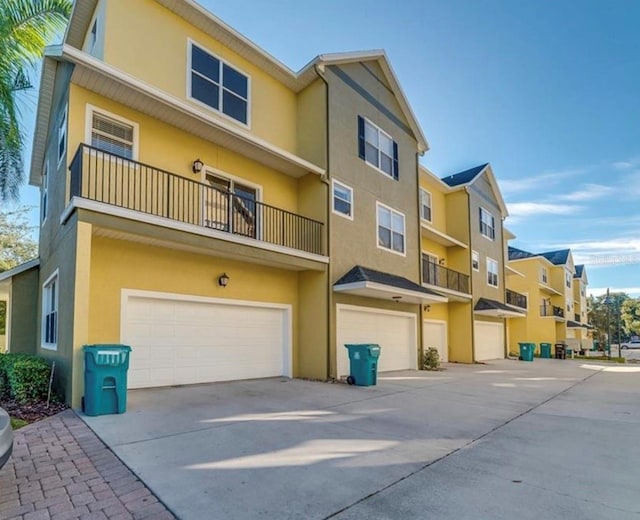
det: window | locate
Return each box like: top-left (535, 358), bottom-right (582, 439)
top-left (420, 189), bottom-right (432, 222)
top-left (487, 258), bottom-right (499, 287)
top-left (88, 106), bottom-right (138, 160)
top-left (358, 116), bottom-right (398, 179)
top-left (42, 272), bottom-right (58, 350)
top-left (57, 105), bottom-right (67, 165)
top-left (479, 208), bottom-right (495, 240)
top-left (541, 267), bottom-right (548, 284)
top-left (332, 180), bottom-right (353, 219)
top-left (580, 284), bottom-right (585, 296)
top-left (377, 203), bottom-right (405, 255)
top-left (472, 250), bottom-right (480, 271)
top-left (41, 162), bottom-right (48, 222)
top-left (189, 41), bottom-right (249, 125)
top-left (566, 271), bottom-right (571, 288)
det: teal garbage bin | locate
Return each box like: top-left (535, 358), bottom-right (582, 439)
top-left (518, 342), bottom-right (535, 362)
top-left (83, 344), bottom-right (132, 416)
top-left (540, 343), bottom-right (552, 359)
top-left (344, 344), bottom-right (381, 386)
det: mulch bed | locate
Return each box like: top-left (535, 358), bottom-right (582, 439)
top-left (0, 398), bottom-right (68, 423)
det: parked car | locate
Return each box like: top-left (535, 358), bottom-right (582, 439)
top-left (0, 407), bottom-right (13, 470)
top-left (620, 339), bottom-right (640, 350)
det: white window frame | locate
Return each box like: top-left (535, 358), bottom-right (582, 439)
top-left (363, 118), bottom-right (395, 179)
top-left (566, 271), bottom-right (572, 288)
top-left (472, 250), bottom-right (480, 271)
top-left (41, 270), bottom-right (59, 351)
top-left (420, 188), bottom-right (432, 223)
top-left (580, 284), bottom-right (585, 297)
top-left (85, 104), bottom-right (140, 161)
top-left (57, 105), bottom-right (68, 167)
top-left (541, 266), bottom-right (548, 284)
top-left (186, 39), bottom-right (251, 128)
top-left (487, 257), bottom-right (499, 288)
top-left (332, 179), bottom-right (353, 220)
top-left (41, 161), bottom-right (49, 223)
top-left (376, 202), bottom-right (406, 256)
top-left (479, 207), bottom-right (495, 240)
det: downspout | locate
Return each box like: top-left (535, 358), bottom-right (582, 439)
top-left (464, 185), bottom-right (475, 362)
top-left (314, 64), bottom-right (332, 380)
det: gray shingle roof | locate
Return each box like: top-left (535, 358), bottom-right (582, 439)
top-left (474, 297), bottom-right (517, 313)
top-left (440, 163), bottom-right (489, 187)
top-left (539, 249), bottom-right (570, 265)
top-left (508, 246), bottom-right (536, 261)
top-left (574, 265), bottom-right (585, 278)
top-left (334, 265), bottom-right (440, 296)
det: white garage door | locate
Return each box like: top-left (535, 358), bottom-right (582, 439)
top-left (474, 320), bottom-right (505, 361)
top-left (336, 305), bottom-right (417, 378)
top-left (122, 291), bottom-right (291, 389)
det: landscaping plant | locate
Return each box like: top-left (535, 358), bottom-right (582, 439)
top-left (422, 347), bottom-right (441, 371)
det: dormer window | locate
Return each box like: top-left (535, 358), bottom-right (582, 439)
top-left (188, 41), bottom-right (249, 125)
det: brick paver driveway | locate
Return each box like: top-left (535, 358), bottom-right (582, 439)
top-left (0, 410), bottom-right (175, 520)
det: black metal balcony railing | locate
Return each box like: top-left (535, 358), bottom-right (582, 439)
top-left (422, 258), bottom-right (470, 294)
top-left (69, 145), bottom-right (324, 255)
top-left (506, 289), bottom-right (527, 309)
top-left (540, 305), bottom-right (565, 318)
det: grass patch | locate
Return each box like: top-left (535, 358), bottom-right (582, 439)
top-left (574, 355), bottom-right (626, 363)
top-left (10, 417), bottom-right (28, 430)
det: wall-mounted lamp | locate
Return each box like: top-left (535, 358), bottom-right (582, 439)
top-left (192, 158), bottom-right (204, 174)
top-left (438, 259), bottom-right (446, 266)
top-left (423, 304), bottom-right (431, 312)
top-left (392, 296), bottom-right (402, 303)
top-left (218, 273), bottom-right (229, 287)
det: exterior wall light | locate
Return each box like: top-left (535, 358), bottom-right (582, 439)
top-left (424, 304), bottom-right (431, 312)
top-left (218, 273), bottom-right (229, 287)
top-left (192, 158), bottom-right (204, 174)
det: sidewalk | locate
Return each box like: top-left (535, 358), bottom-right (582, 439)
top-left (0, 410), bottom-right (175, 520)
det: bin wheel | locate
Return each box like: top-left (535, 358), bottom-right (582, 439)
top-left (346, 376), bottom-right (355, 385)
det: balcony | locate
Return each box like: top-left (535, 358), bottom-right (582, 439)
top-left (69, 145), bottom-right (324, 256)
top-left (506, 289), bottom-right (527, 310)
top-left (540, 305), bottom-right (565, 318)
top-left (422, 258), bottom-right (470, 295)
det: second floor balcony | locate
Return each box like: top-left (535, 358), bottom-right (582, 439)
top-left (422, 257), bottom-right (470, 295)
top-left (69, 145), bottom-right (324, 257)
top-left (506, 289), bottom-right (527, 310)
top-left (540, 304), bottom-right (565, 319)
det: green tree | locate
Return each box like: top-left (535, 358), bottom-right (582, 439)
top-left (0, 0), bottom-right (72, 201)
top-left (0, 206), bottom-right (37, 271)
top-left (587, 292), bottom-right (629, 346)
top-left (621, 298), bottom-right (640, 338)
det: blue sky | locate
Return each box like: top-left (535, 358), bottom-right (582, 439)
top-left (13, 0), bottom-right (640, 295)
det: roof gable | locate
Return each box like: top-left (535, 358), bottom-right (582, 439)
top-left (441, 164), bottom-right (508, 217)
top-left (539, 249), bottom-right (571, 266)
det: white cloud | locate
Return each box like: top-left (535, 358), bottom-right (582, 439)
top-left (556, 184), bottom-right (615, 202)
top-left (507, 202), bottom-right (582, 217)
top-left (499, 167), bottom-right (586, 195)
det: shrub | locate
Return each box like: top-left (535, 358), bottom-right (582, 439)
top-left (1, 353), bottom-right (52, 403)
top-left (422, 347), bottom-right (441, 371)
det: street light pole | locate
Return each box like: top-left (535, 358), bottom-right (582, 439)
top-left (606, 288), bottom-right (611, 360)
top-left (617, 301), bottom-right (622, 358)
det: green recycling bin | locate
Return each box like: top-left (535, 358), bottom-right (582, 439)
top-left (83, 344), bottom-right (132, 416)
top-left (518, 342), bottom-right (535, 362)
top-left (540, 343), bottom-right (552, 359)
top-left (344, 344), bottom-right (381, 386)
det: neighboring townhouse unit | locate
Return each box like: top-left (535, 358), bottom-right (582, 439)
top-left (419, 164), bottom-right (524, 363)
top-left (506, 247), bottom-right (589, 352)
top-left (0, 260), bottom-right (40, 354)
top-left (568, 264), bottom-right (592, 348)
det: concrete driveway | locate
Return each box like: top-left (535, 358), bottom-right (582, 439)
top-left (82, 360), bottom-right (640, 520)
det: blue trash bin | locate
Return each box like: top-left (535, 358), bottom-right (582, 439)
top-left (83, 344), bottom-right (132, 416)
top-left (344, 344), bottom-right (381, 386)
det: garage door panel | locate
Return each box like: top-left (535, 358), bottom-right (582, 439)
top-left (337, 306), bottom-right (417, 378)
top-left (123, 295), bottom-right (289, 389)
top-left (474, 321), bottom-right (505, 361)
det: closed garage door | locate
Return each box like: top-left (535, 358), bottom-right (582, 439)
top-left (336, 304), bottom-right (417, 378)
top-left (122, 291), bottom-right (291, 389)
top-left (474, 320), bottom-right (505, 361)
